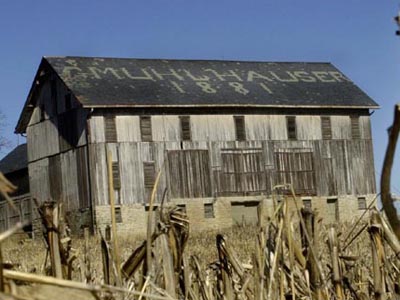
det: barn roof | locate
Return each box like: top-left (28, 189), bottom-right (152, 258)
top-left (0, 144), bottom-right (27, 174)
top-left (16, 56), bottom-right (379, 133)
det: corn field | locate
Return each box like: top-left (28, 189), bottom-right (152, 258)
top-left (1, 178), bottom-right (400, 300)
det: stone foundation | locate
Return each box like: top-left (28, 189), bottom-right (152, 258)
top-left (92, 194), bottom-right (376, 236)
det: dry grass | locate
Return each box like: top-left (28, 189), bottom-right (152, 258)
top-left (2, 225), bottom-right (258, 281)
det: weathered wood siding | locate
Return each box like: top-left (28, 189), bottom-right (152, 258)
top-left (26, 75), bottom-right (88, 163)
top-left (89, 114), bottom-right (372, 143)
top-left (0, 194), bottom-right (33, 232)
top-left (88, 111), bottom-right (375, 205)
top-left (26, 74), bottom-right (91, 211)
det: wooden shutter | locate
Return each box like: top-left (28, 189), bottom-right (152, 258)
top-left (234, 116), bottom-right (246, 141)
top-left (112, 162), bottom-right (121, 190)
top-left (140, 116), bottom-right (152, 142)
top-left (321, 116), bottom-right (332, 140)
top-left (351, 116), bottom-right (361, 139)
top-left (286, 116), bottom-right (297, 140)
top-left (143, 162), bottom-right (156, 189)
top-left (180, 116), bottom-right (191, 141)
top-left (104, 115), bottom-right (117, 142)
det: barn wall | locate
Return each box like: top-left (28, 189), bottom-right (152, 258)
top-left (26, 73), bottom-right (91, 229)
top-left (89, 113), bottom-right (372, 143)
top-left (87, 112), bottom-right (375, 207)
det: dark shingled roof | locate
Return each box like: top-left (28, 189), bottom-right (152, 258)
top-left (15, 56), bottom-right (379, 133)
top-left (0, 144), bottom-right (27, 174)
top-left (45, 56), bottom-right (378, 109)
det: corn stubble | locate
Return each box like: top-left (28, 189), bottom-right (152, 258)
top-left (0, 186), bottom-right (398, 299)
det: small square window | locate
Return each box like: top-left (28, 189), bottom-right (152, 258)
top-left (177, 204), bottom-right (187, 214)
top-left (303, 199), bottom-right (312, 209)
top-left (204, 203), bottom-right (215, 218)
top-left (114, 206), bottom-right (122, 223)
top-left (358, 197), bottom-right (367, 210)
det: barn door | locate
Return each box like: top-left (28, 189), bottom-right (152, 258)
top-left (167, 150), bottom-right (212, 198)
top-left (274, 148), bottom-right (316, 195)
top-left (219, 149), bottom-right (266, 196)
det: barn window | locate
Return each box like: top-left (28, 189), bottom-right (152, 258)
top-left (321, 116), bottom-right (332, 140)
top-left (327, 198), bottom-right (339, 222)
top-left (180, 116), bottom-right (191, 141)
top-left (177, 204), bottom-right (187, 214)
top-left (204, 203), bottom-right (215, 218)
top-left (234, 116), bottom-right (246, 141)
top-left (219, 148), bottom-right (266, 196)
top-left (112, 162), bottom-right (121, 190)
top-left (104, 115), bottom-right (117, 142)
top-left (350, 116), bottom-right (361, 139)
top-left (303, 198), bottom-right (312, 209)
top-left (140, 116), bottom-right (152, 142)
top-left (274, 148), bottom-right (315, 195)
top-left (167, 150), bottom-right (212, 198)
top-left (114, 206), bottom-right (122, 223)
top-left (143, 162), bottom-right (156, 189)
top-left (357, 197), bottom-right (367, 210)
top-left (286, 116), bottom-right (297, 140)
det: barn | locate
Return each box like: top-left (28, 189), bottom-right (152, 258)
top-left (0, 143), bottom-right (33, 233)
top-left (15, 56), bottom-right (379, 233)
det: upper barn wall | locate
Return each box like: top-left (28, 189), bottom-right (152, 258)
top-left (88, 113), bottom-right (372, 143)
top-left (26, 74), bottom-right (88, 162)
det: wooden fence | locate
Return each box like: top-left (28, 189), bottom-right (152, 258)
top-left (0, 193), bottom-right (33, 233)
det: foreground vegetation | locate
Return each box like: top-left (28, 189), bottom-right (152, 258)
top-left (2, 198), bottom-right (398, 300)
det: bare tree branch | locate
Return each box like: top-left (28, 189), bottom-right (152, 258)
top-left (381, 104), bottom-right (400, 240)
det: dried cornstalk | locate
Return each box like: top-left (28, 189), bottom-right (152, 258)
top-left (369, 211), bottom-right (386, 300)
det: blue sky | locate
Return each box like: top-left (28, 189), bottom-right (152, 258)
top-left (0, 1), bottom-right (399, 194)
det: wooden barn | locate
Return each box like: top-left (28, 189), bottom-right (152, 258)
top-left (0, 143), bottom-right (33, 233)
top-left (15, 56), bottom-right (379, 233)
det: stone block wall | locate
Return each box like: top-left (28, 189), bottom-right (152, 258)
top-left (66, 194), bottom-right (377, 236)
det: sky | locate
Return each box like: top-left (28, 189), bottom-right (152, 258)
top-left (0, 1), bottom-right (399, 195)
